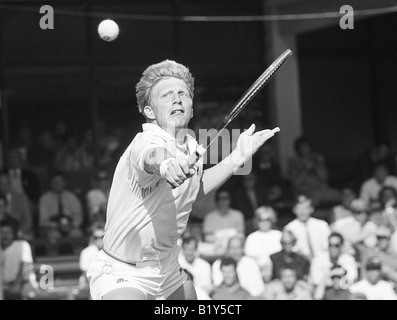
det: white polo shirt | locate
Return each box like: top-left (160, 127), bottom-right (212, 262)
top-left (103, 124), bottom-right (203, 265)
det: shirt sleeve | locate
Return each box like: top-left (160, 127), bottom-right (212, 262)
top-left (130, 133), bottom-right (173, 173)
top-left (21, 241), bottom-right (34, 263)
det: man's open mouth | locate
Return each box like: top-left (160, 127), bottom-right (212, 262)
top-left (171, 109), bottom-right (185, 115)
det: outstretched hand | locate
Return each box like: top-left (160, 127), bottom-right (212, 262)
top-left (234, 124), bottom-right (280, 165)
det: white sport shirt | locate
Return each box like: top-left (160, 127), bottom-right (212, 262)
top-left (103, 124), bottom-right (203, 265)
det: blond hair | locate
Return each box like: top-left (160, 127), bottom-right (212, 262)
top-left (135, 60), bottom-right (195, 114)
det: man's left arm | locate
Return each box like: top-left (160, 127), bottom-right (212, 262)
top-left (195, 125), bottom-right (279, 202)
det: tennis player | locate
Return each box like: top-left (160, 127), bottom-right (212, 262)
top-left (87, 60), bottom-right (279, 300)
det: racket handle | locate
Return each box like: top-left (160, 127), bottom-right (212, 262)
top-left (187, 145), bottom-right (206, 167)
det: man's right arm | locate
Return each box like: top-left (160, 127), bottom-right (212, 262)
top-left (143, 147), bottom-right (196, 189)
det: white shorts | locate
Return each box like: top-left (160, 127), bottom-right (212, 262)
top-left (87, 249), bottom-right (187, 300)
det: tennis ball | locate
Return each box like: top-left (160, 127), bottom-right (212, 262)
top-left (98, 19), bottom-right (119, 42)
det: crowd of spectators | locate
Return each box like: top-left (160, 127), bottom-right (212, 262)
top-left (1, 126), bottom-right (397, 300)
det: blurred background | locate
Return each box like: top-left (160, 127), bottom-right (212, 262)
top-left (1, 0), bottom-right (397, 300)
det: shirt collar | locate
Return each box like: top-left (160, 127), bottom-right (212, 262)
top-left (142, 123), bottom-right (197, 153)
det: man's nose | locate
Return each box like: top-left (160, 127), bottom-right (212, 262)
top-left (172, 92), bottom-right (182, 104)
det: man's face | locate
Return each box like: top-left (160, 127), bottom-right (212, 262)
top-left (0, 175), bottom-right (9, 194)
top-left (366, 269), bottom-right (382, 285)
top-left (281, 235), bottom-right (295, 253)
top-left (148, 78), bottom-right (193, 135)
top-left (227, 238), bottom-right (243, 261)
top-left (328, 236), bottom-right (343, 260)
top-left (374, 166), bottom-right (388, 184)
top-left (377, 236), bottom-right (390, 252)
top-left (0, 226), bottom-right (14, 248)
top-left (221, 264), bottom-right (238, 286)
top-left (281, 269), bottom-right (297, 291)
top-left (216, 191), bottom-right (231, 211)
top-left (293, 200), bottom-right (313, 222)
top-left (183, 240), bottom-right (197, 264)
top-left (51, 175), bottom-right (65, 193)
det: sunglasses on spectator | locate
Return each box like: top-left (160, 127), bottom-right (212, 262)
top-left (259, 218), bottom-right (272, 222)
top-left (329, 243), bottom-right (342, 248)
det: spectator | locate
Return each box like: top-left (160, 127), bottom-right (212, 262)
top-left (253, 142), bottom-right (286, 204)
top-left (86, 170), bottom-right (110, 225)
top-left (230, 171), bottom-right (267, 235)
top-left (77, 129), bottom-right (95, 171)
top-left (314, 266), bottom-right (354, 300)
top-left (270, 229), bottom-right (311, 281)
top-left (355, 139), bottom-right (396, 187)
top-left (0, 220), bottom-right (37, 300)
top-left (369, 186), bottom-right (397, 231)
top-left (212, 234), bottom-right (265, 297)
top-left (210, 257), bottom-right (251, 300)
top-left (310, 232), bottom-right (358, 288)
top-left (5, 147), bottom-right (41, 206)
top-left (179, 236), bottom-right (213, 295)
top-left (78, 224), bottom-right (105, 292)
top-left (284, 195), bottom-right (331, 260)
top-left (38, 172), bottom-right (83, 238)
top-left (29, 131), bottom-right (57, 175)
top-left (350, 256), bottom-right (397, 300)
top-left (356, 226), bottom-right (397, 284)
top-left (332, 198), bottom-right (378, 257)
top-left (54, 135), bottom-right (82, 173)
top-left (245, 206), bottom-right (282, 267)
top-left (359, 162), bottom-right (397, 208)
top-left (0, 171), bottom-right (33, 239)
top-left (201, 189), bottom-right (244, 258)
top-left (330, 187), bottom-right (356, 223)
top-left (287, 136), bottom-right (340, 205)
top-left (262, 267), bottom-right (313, 300)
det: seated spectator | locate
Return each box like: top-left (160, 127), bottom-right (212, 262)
top-left (245, 206), bottom-right (282, 267)
top-left (210, 257), bottom-right (251, 300)
top-left (331, 187), bottom-right (356, 223)
top-left (284, 195), bottom-right (331, 260)
top-left (179, 236), bottom-right (213, 295)
top-left (0, 171), bottom-right (33, 239)
top-left (355, 139), bottom-right (396, 188)
top-left (287, 136), bottom-right (340, 205)
top-left (270, 229), bottom-right (310, 281)
top-left (0, 220), bottom-right (37, 300)
top-left (86, 170), bottom-right (110, 225)
top-left (5, 147), bottom-right (41, 207)
top-left (332, 198), bottom-right (378, 257)
top-left (356, 226), bottom-right (397, 284)
top-left (212, 234), bottom-right (265, 297)
top-left (262, 267), bottom-right (313, 300)
top-left (360, 162), bottom-right (397, 209)
top-left (182, 269), bottom-right (211, 300)
top-left (38, 172), bottom-right (83, 238)
top-left (310, 232), bottom-right (358, 288)
top-left (230, 172), bottom-right (267, 235)
top-left (350, 256), bottom-right (397, 300)
top-left (201, 189), bottom-right (245, 258)
top-left (78, 224), bottom-right (105, 292)
top-left (314, 266), bottom-right (354, 300)
top-left (369, 186), bottom-right (397, 231)
top-left (253, 142), bottom-right (286, 204)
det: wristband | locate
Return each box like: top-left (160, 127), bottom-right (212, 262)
top-left (159, 158), bottom-right (174, 178)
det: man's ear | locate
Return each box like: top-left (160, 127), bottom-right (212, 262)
top-left (143, 106), bottom-right (155, 120)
